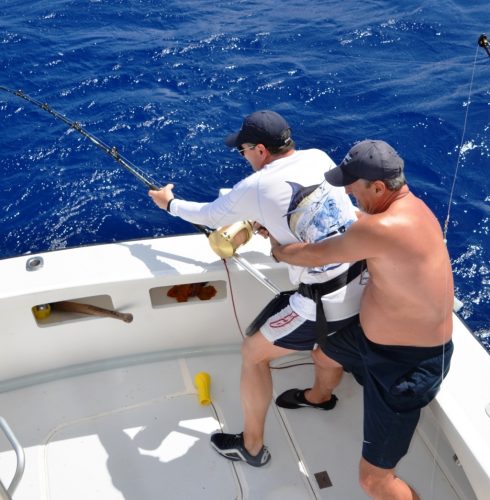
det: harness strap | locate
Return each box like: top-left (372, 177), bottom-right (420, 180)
top-left (298, 259), bottom-right (366, 340)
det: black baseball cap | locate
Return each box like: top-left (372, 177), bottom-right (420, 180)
top-left (225, 110), bottom-right (292, 149)
top-left (325, 140), bottom-right (404, 187)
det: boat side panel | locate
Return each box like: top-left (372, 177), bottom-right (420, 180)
top-left (0, 235), bottom-right (284, 382)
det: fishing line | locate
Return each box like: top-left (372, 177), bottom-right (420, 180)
top-left (443, 34), bottom-right (488, 241)
top-left (428, 34), bottom-right (488, 500)
top-left (222, 258), bottom-right (246, 340)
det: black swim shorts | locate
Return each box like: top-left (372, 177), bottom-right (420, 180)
top-left (322, 320), bottom-right (453, 469)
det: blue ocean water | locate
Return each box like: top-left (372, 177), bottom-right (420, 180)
top-left (1, 0), bottom-right (489, 349)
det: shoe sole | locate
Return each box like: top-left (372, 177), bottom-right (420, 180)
top-left (276, 402), bottom-right (312, 409)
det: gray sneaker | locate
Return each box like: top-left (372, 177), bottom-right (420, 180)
top-left (210, 432), bottom-right (271, 467)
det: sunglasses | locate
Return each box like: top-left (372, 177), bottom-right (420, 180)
top-left (237, 144), bottom-right (257, 156)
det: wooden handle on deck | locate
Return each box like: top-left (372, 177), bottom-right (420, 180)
top-left (52, 301), bottom-right (133, 323)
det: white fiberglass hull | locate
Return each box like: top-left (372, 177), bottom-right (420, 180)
top-left (0, 234), bottom-right (488, 499)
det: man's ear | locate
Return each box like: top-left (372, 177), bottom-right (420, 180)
top-left (373, 180), bottom-right (386, 194)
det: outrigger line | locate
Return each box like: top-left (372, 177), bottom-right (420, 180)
top-left (443, 34), bottom-right (490, 241)
top-left (0, 85), bottom-right (161, 191)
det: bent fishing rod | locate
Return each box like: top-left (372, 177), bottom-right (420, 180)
top-left (0, 85), bottom-right (281, 294)
top-left (0, 85), bottom-right (162, 192)
top-left (0, 85), bottom-right (210, 232)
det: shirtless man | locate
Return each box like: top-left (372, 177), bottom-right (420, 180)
top-left (271, 140), bottom-right (454, 500)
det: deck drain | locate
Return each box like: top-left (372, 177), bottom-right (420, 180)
top-left (314, 470), bottom-right (332, 489)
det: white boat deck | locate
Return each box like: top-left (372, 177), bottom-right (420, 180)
top-left (0, 348), bottom-right (476, 499)
top-left (0, 235), bottom-right (487, 499)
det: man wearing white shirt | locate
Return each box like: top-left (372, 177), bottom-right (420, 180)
top-left (149, 110), bottom-right (365, 467)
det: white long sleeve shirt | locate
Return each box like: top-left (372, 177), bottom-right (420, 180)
top-left (169, 149), bottom-right (365, 322)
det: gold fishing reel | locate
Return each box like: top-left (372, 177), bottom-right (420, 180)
top-left (208, 220), bottom-right (254, 258)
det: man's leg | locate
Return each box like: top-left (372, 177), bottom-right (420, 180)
top-left (359, 458), bottom-right (420, 500)
top-left (211, 301), bottom-right (318, 465)
top-left (304, 347), bottom-right (343, 404)
top-left (240, 331), bottom-right (295, 455)
top-left (275, 347), bottom-right (343, 409)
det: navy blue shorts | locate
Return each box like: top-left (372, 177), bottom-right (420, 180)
top-left (322, 320), bottom-right (453, 469)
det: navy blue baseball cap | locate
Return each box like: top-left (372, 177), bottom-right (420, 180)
top-left (225, 110), bottom-right (292, 149)
top-left (325, 140), bottom-right (404, 187)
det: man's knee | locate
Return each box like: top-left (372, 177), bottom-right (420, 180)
top-left (311, 347), bottom-right (342, 368)
top-left (242, 332), bottom-right (294, 364)
top-left (358, 463), bottom-right (378, 496)
top-left (241, 333), bottom-right (271, 364)
top-left (358, 458), bottom-right (394, 498)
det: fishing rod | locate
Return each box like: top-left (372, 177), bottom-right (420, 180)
top-left (0, 86), bottom-right (282, 293)
top-left (0, 85), bottom-right (213, 237)
top-left (0, 85), bottom-right (161, 191)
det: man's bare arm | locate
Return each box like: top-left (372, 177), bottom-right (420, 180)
top-left (271, 217), bottom-right (382, 266)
